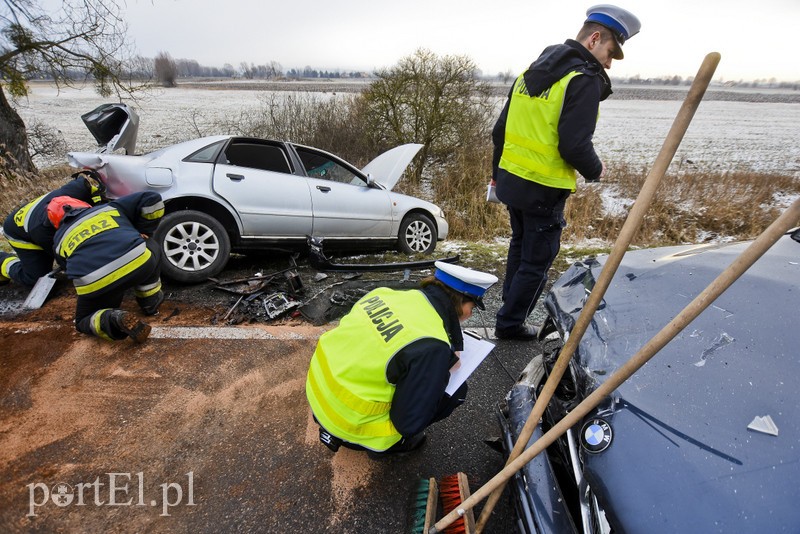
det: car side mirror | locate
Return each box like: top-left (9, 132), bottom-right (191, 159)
top-left (365, 173), bottom-right (375, 187)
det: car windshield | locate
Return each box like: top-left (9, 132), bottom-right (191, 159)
top-left (295, 147), bottom-right (365, 186)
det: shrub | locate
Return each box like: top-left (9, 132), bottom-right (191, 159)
top-left (360, 48), bottom-right (495, 183)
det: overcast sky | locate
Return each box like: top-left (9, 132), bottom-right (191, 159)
top-left (116, 0), bottom-right (796, 82)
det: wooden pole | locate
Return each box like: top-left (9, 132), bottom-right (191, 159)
top-left (474, 51), bottom-right (721, 533)
top-left (433, 196), bottom-right (800, 533)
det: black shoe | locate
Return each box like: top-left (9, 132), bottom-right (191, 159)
top-left (367, 433), bottom-right (427, 460)
top-left (110, 310), bottom-right (151, 343)
top-left (495, 324), bottom-right (539, 341)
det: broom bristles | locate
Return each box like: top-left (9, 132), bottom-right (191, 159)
top-left (439, 473), bottom-right (471, 534)
top-left (409, 477), bottom-right (438, 534)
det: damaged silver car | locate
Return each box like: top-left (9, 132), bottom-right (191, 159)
top-left (499, 230), bottom-right (800, 533)
top-left (68, 104), bottom-right (449, 283)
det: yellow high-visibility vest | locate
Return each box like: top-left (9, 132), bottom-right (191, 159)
top-left (306, 287), bottom-right (449, 451)
top-left (500, 70), bottom-right (584, 192)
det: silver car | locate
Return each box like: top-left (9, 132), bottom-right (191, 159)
top-left (68, 104), bottom-right (449, 283)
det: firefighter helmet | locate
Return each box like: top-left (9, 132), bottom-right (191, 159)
top-left (47, 196), bottom-right (91, 229)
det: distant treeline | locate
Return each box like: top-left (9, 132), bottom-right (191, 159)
top-left (27, 54), bottom-right (800, 91)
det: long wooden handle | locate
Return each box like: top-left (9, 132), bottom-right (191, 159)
top-left (474, 51), bottom-right (722, 533)
top-left (434, 195), bottom-right (800, 534)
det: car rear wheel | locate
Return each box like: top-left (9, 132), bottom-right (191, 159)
top-left (155, 210), bottom-right (231, 283)
top-left (398, 213), bottom-right (436, 254)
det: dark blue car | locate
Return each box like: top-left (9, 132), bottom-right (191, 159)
top-left (499, 230), bottom-right (800, 533)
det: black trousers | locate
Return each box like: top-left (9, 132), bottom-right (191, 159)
top-left (74, 241), bottom-right (161, 338)
top-left (6, 247), bottom-right (54, 287)
top-left (495, 206), bottom-right (564, 330)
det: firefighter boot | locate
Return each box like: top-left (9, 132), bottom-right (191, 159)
top-left (108, 310), bottom-right (151, 343)
top-left (137, 289), bottom-right (164, 316)
top-left (135, 280), bottom-right (164, 316)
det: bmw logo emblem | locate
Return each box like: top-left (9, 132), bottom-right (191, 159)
top-left (581, 418), bottom-right (613, 453)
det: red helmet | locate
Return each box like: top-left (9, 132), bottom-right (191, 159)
top-left (47, 196), bottom-right (91, 229)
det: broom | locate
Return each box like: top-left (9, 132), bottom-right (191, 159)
top-left (438, 472), bottom-right (474, 534)
top-left (409, 477), bottom-right (438, 534)
top-left (410, 473), bottom-right (475, 534)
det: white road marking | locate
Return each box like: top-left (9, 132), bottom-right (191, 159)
top-left (150, 326), bottom-right (322, 340)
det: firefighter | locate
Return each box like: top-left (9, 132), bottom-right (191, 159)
top-left (1, 170), bottom-right (107, 287)
top-left (48, 192), bottom-right (165, 343)
top-left (306, 261), bottom-right (497, 459)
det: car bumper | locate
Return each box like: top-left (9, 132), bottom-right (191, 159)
top-left (435, 215), bottom-right (449, 241)
top-left (499, 382), bottom-right (577, 534)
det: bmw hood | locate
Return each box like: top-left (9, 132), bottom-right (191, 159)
top-left (361, 143), bottom-right (423, 190)
top-left (545, 233), bottom-right (800, 532)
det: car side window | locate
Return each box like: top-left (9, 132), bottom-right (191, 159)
top-left (295, 147), bottom-right (366, 186)
top-left (224, 142), bottom-right (292, 173)
top-left (185, 140), bottom-right (225, 162)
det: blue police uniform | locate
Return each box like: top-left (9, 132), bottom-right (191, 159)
top-left (492, 5), bottom-right (640, 339)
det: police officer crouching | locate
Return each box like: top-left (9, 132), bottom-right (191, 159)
top-left (306, 261), bottom-right (498, 459)
top-left (48, 192), bottom-right (165, 343)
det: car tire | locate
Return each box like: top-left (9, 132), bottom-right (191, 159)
top-left (154, 210), bottom-right (231, 283)
top-left (398, 213), bottom-right (436, 254)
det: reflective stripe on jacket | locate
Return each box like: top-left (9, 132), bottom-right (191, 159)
top-left (53, 192), bottom-right (163, 295)
top-left (500, 70), bottom-right (583, 192)
top-left (6, 195), bottom-right (47, 250)
top-left (2, 176), bottom-right (107, 253)
top-left (306, 287), bottom-right (449, 451)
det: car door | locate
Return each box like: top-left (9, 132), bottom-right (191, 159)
top-left (211, 140), bottom-right (313, 237)
top-left (293, 146), bottom-right (393, 238)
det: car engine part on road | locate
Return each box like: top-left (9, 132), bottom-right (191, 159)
top-left (263, 293), bottom-right (300, 319)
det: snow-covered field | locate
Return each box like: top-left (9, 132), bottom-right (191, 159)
top-left (13, 82), bottom-right (800, 177)
top-left (596, 99), bottom-right (800, 176)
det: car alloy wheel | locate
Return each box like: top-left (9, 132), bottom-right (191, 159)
top-left (155, 210), bottom-right (231, 283)
top-left (398, 213), bottom-right (436, 254)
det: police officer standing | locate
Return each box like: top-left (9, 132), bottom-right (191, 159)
top-left (48, 192), bottom-right (165, 343)
top-left (492, 5), bottom-right (640, 340)
top-left (306, 261), bottom-right (497, 459)
top-left (0, 171), bottom-right (106, 287)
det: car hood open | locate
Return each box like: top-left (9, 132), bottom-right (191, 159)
top-left (361, 143), bottom-right (423, 190)
top-left (542, 233), bottom-right (800, 532)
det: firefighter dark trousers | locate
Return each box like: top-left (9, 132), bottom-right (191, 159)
top-left (74, 241), bottom-right (162, 340)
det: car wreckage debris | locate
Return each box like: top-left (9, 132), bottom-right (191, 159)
top-left (209, 247), bottom-right (443, 325)
top-left (307, 236), bottom-right (459, 271)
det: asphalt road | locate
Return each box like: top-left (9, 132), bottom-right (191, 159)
top-left (0, 251), bottom-right (545, 533)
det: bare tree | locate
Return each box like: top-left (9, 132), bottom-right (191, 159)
top-left (267, 60), bottom-right (282, 79)
top-left (154, 50), bottom-right (177, 87)
top-left (0, 0), bottom-right (135, 176)
top-left (361, 48), bottom-right (495, 182)
top-left (26, 117), bottom-right (67, 162)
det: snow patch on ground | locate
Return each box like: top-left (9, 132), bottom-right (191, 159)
top-left (598, 184), bottom-right (634, 217)
top-left (769, 191), bottom-right (800, 210)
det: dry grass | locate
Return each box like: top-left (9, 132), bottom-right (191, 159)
top-left (431, 144), bottom-right (508, 241)
top-left (0, 164), bottom-right (75, 223)
top-left (565, 163), bottom-right (800, 247)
